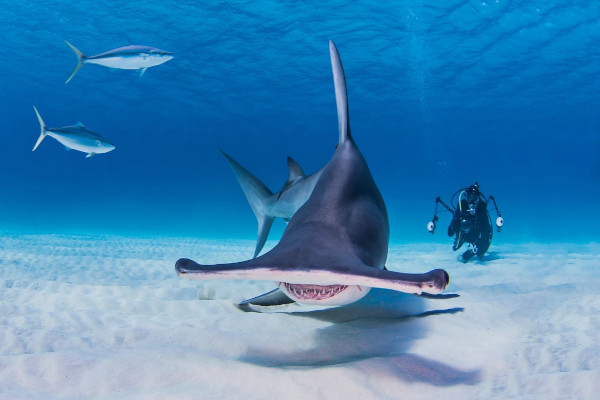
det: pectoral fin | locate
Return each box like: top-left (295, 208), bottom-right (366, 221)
top-left (238, 288), bottom-right (295, 311)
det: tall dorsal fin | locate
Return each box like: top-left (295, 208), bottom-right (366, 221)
top-left (286, 156), bottom-right (305, 181)
top-left (329, 40), bottom-right (352, 144)
top-left (76, 121), bottom-right (85, 127)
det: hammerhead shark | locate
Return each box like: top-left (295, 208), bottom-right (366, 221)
top-left (221, 151), bottom-right (323, 258)
top-left (176, 41), bottom-right (449, 308)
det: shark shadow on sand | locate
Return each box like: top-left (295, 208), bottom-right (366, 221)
top-left (238, 290), bottom-right (479, 386)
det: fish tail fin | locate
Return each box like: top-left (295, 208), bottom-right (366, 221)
top-left (32, 106), bottom-right (46, 151)
top-left (65, 41), bottom-right (86, 83)
top-left (221, 150), bottom-right (274, 258)
top-left (329, 40), bottom-right (352, 144)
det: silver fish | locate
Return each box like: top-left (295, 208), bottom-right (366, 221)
top-left (65, 41), bottom-right (173, 83)
top-left (32, 106), bottom-right (115, 158)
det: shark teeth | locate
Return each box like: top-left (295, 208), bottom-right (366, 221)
top-left (282, 283), bottom-right (348, 301)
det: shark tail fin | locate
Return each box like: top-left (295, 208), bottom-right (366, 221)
top-left (32, 106), bottom-right (46, 151)
top-left (65, 41), bottom-right (86, 83)
top-left (255, 216), bottom-right (275, 259)
top-left (221, 150), bottom-right (274, 258)
top-left (329, 40), bottom-right (352, 144)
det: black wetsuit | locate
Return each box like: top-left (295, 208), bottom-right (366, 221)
top-left (448, 199), bottom-right (492, 259)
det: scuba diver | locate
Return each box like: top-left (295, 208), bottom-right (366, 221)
top-left (427, 182), bottom-right (503, 262)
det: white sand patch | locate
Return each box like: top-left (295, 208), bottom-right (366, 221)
top-left (0, 235), bottom-right (598, 399)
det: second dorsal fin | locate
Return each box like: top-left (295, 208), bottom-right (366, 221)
top-left (277, 156), bottom-right (306, 200)
top-left (286, 156), bottom-right (305, 181)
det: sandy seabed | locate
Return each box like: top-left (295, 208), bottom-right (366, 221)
top-left (0, 234), bottom-right (598, 399)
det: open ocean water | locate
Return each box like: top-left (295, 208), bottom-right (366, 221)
top-left (0, 0), bottom-right (598, 244)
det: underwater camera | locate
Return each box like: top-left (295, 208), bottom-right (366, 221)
top-left (496, 216), bottom-right (504, 230)
top-left (427, 220), bottom-right (436, 233)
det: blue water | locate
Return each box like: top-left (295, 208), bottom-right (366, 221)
top-left (0, 0), bottom-right (598, 244)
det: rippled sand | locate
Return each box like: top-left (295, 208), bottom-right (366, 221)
top-left (1, 235), bottom-right (598, 399)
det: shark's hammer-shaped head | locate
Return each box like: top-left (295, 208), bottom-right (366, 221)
top-left (176, 257), bottom-right (450, 307)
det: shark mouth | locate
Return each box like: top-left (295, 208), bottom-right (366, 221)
top-left (280, 282), bottom-right (349, 301)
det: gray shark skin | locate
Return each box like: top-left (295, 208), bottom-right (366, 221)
top-left (221, 150), bottom-right (324, 258)
top-left (176, 41), bottom-right (449, 308)
top-left (65, 41), bottom-right (173, 83)
top-left (32, 106), bottom-right (115, 158)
